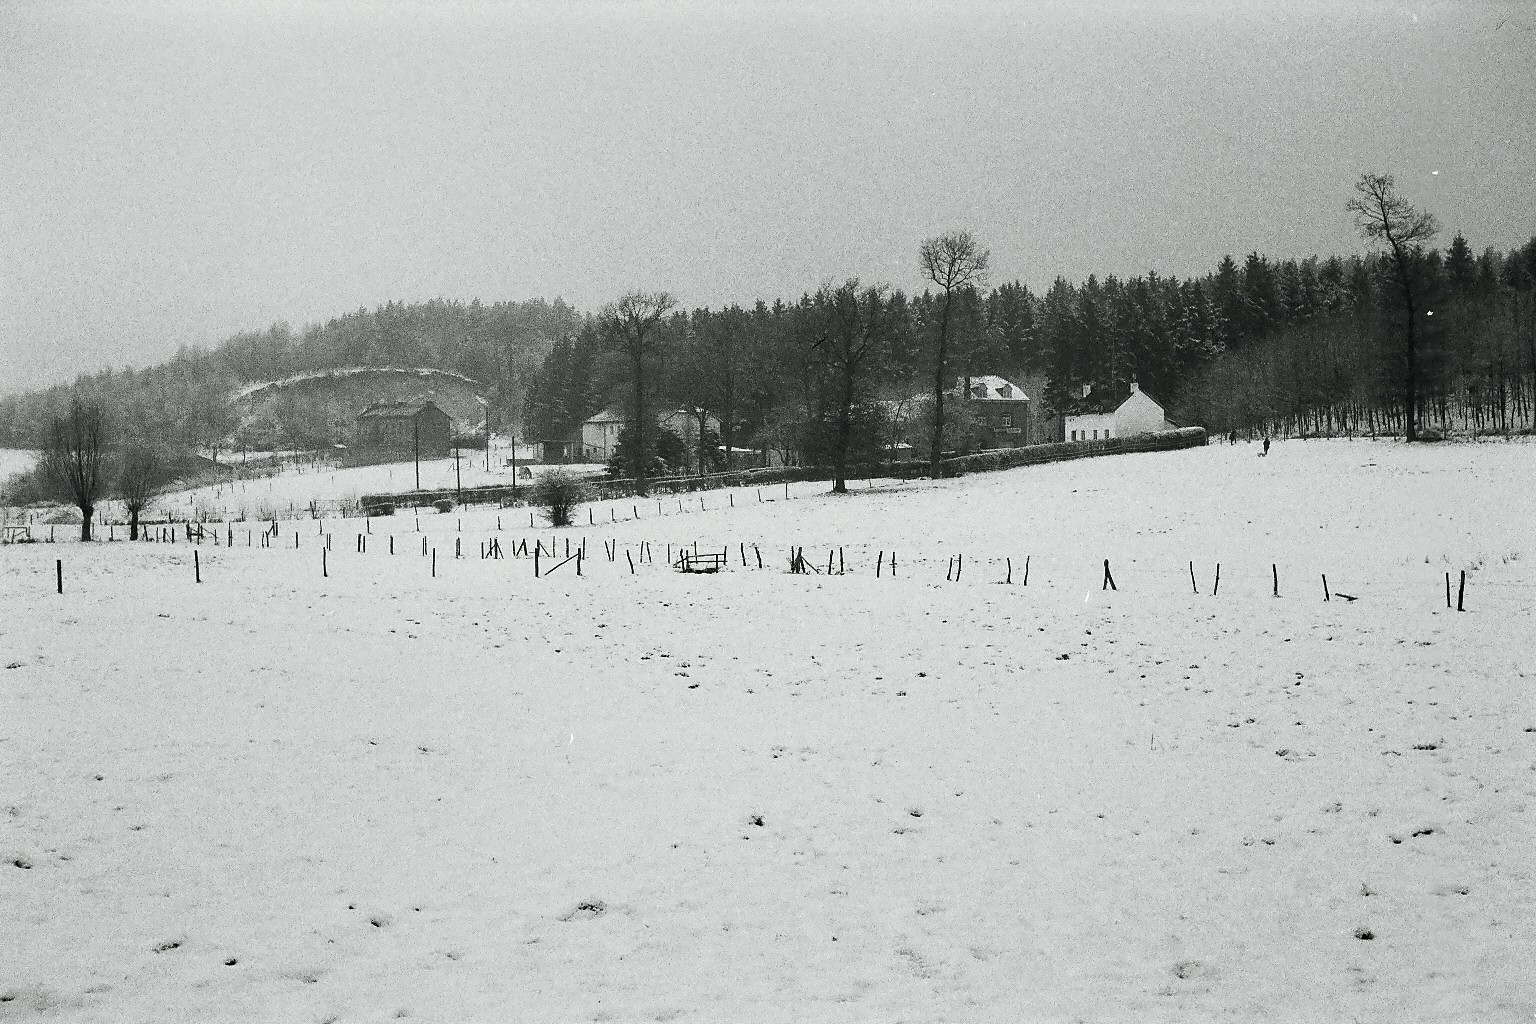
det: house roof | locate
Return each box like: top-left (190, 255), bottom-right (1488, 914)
top-left (1063, 383), bottom-right (1168, 417)
top-left (958, 375), bottom-right (1029, 401)
top-left (356, 400), bottom-right (444, 420)
top-left (586, 407), bottom-right (628, 424)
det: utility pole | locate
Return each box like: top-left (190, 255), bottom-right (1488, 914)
top-left (510, 436), bottom-right (517, 502)
top-left (413, 416), bottom-right (420, 491)
top-left (454, 445), bottom-right (462, 502)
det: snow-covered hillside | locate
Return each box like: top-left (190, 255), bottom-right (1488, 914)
top-left (2, 438), bottom-right (1533, 1022)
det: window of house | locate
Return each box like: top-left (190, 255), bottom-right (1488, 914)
top-left (1070, 430), bottom-right (1077, 441)
top-left (1001, 414), bottom-right (1012, 428)
top-left (1092, 429), bottom-right (1098, 439)
top-left (1105, 429), bottom-right (1111, 438)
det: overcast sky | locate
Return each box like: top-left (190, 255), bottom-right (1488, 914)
top-left (2, 0), bottom-right (1533, 393)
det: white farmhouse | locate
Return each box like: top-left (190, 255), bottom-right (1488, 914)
top-left (1062, 381), bottom-right (1176, 441)
top-left (580, 407), bottom-right (721, 467)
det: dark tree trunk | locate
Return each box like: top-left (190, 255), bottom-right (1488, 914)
top-left (80, 504), bottom-right (93, 542)
top-left (833, 365), bottom-right (855, 493)
top-left (929, 290), bottom-right (953, 477)
top-left (632, 355), bottom-right (648, 496)
top-left (129, 507), bottom-right (140, 541)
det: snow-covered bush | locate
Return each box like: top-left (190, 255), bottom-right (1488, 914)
top-left (530, 469), bottom-right (589, 528)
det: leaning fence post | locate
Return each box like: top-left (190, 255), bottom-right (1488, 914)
top-left (1272, 563), bottom-right (1279, 597)
top-left (1189, 561), bottom-right (1198, 594)
top-left (1022, 554), bottom-right (1029, 586)
top-left (1102, 559), bottom-right (1116, 591)
top-left (627, 550), bottom-right (635, 574)
top-left (1322, 574), bottom-right (1330, 601)
top-left (877, 551), bottom-right (883, 578)
top-left (1005, 557), bottom-right (1012, 584)
top-left (1213, 563), bottom-right (1220, 596)
top-left (1457, 570), bottom-right (1465, 612)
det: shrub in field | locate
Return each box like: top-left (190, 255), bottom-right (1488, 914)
top-left (367, 502), bottom-right (396, 516)
top-left (433, 498), bottom-right (454, 513)
top-left (531, 469), bottom-right (590, 527)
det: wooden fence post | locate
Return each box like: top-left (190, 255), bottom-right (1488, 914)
top-left (1457, 570), bottom-right (1465, 612)
top-left (56, 559), bottom-right (62, 594)
top-left (1022, 554), bottom-right (1029, 586)
top-left (1102, 559), bottom-right (1116, 591)
top-left (1322, 574), bottom-right (1330, 601)
top-left (1272, 563), bottom-right (1279, 597)
top-left (1213, 563), bottom-right (1220, 596)
top-left (1189, 561), bottom-right (1198, 593)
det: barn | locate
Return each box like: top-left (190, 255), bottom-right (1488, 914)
top-left (355, 401), bottom-right (452, 457)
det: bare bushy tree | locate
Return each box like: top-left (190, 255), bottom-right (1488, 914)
top-left (1347, 172), bottom-right (1440, 440)
top-left (530, 468), bottom-right (590, 528)
top-left (919, 230), bottom-right (989, 475)
top-left (41, 398), bottom-right (108, 540)
top-left (118, 442), bottom-right (171, 540)
top-left (810, 279), bottom-right (892, 493)
top-left (600, 291), bottom-right (677, 495)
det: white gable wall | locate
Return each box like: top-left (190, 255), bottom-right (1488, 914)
top-left (1114, 388), bottom-right (1167, 436)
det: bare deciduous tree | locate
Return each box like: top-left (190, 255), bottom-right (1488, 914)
top-left (811, 280), bottom-right (891, 493)
top-left (920, 230), bottom-right (989, 475)
top-left (118, 442), bottom-right (170, 540)
top-left (1346, 172), bottom-right (1439, 440)
top-left (42, 398), bottom-right (108, 541)
top-left (600, 291), bottom-right (677, 495)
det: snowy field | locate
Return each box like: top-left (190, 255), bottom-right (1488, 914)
top-left (2, 438), bottom-right (1534, 1022)
top-left (0, 450), bottom-right (37, 484)
top-left (0, 448), bottom-right (601, 525)
top-left (159, 456), bottom-right (603, 522)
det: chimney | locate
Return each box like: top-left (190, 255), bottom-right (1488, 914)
top-left (1080, 383), bottom-right (1092, 399)
top-left (1129, 381), bottom-right (1140, 394)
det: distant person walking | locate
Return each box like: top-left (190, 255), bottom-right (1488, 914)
top-left (1229, 430), bottom-right (1237, 446)
top-left (1262, 436), bottom-right (1271, 456)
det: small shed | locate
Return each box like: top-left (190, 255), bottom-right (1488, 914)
top-left (355, 401), bottom-right (451, 457)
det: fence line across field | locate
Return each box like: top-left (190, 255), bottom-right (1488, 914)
top-left (64, 530), bottom-right (1504, 615)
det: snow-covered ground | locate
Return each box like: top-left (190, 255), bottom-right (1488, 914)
top-left (2, 438), bottom-right (1534, 1022)
top-left (0, 449), bottom-right (38, 483)
top-left (137, 457), bottom-right (602, 523)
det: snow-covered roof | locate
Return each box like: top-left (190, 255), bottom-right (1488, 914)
top-left (959, 375), bottom-right (1029, 401)
top-left (1064, 382), bottom-right (1167, 417)
top-left (232, 366), bottom-right (485, 404)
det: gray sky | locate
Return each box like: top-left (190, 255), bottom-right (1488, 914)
top-left (2, 0), bottom-right (1533, 393)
